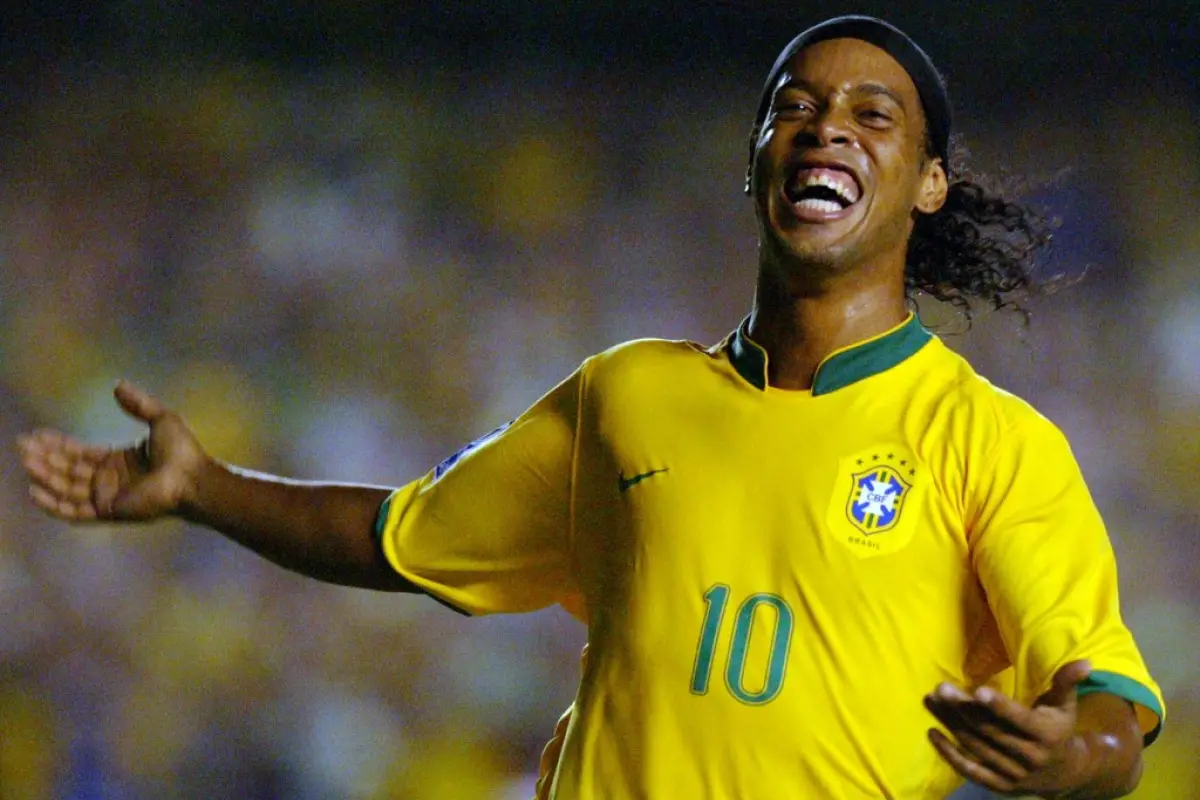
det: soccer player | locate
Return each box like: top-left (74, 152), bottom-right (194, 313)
top-left (18, 15), bottom-right (1162, 800)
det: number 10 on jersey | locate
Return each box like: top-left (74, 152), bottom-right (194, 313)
top-left (690, 584), bottom-right (795, 705)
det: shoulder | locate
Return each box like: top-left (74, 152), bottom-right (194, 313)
top-left (573, 336), bottom-right (731, 420)
top-left (582, 336), bottom-right (719, 385)
top-left (921, 338), bottom-right (1071, 459)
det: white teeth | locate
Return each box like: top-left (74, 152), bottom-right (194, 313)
top-left (796, 198), bottom-right (843, 214)
top-left (803, 173), bottom-right (857, 204)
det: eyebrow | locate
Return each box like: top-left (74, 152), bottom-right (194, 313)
top-left (856, 82), bottom-right (908, 111)
top-left (773, 79), bottom-right (909, 113)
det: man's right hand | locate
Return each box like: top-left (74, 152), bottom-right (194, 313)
top-left (17, 380), bottom-right (209, 523)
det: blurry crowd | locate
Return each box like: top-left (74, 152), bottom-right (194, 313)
top-left (0, 7), bottom-right (1196, 799)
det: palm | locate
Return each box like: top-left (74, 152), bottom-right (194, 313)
top-left (17, 382), bottom-right (204, 522)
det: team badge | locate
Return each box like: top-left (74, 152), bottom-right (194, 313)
top-left (845, 464), bottom-right (912, 535)
top-left (825, 447), bottom-right (924, 558)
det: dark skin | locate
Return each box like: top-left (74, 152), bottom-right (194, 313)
top-left (747, 37), bottom-right (948, 390)
top-left (18, 36), bottom-right (1145, 800)
top-left (746, 37), bottom-right (1145, 797)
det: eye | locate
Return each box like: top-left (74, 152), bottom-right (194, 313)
top-left (857, 108), bottom-right (894, 128)
top-left (773, 99), bottom-right (815, 121)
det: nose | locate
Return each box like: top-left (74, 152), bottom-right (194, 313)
top-left (796, 106), bottom-right (855, 149)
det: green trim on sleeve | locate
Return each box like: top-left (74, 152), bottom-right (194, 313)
top-left (1078, 670), bottom-right (1164, 746)
top-left (373, 491), bottom-right (395, 549)
top-left (371, 489), bottom-right (472, 616)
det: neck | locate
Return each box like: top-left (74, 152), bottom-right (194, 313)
top-left (748, 261), bottom-right (909, 390)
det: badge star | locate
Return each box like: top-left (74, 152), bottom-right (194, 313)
top-left (872, 454), bottom-right (880, 461)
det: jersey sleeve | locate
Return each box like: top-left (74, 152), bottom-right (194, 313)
top-left (374, 367), bottom-right (584, 618)
top-left (968, 415), bottom-right (1165, 744)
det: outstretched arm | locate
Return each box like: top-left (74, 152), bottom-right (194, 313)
top-left (18, 381), bottom-right (413, 591)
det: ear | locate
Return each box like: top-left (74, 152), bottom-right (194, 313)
top-left (915, 158), bottom-right (948, 214)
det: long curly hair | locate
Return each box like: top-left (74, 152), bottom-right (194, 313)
top-left (905, 141), bottom-right (1058, 322)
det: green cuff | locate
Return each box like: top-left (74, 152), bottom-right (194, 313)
top-left (1078, 670), bottom-right (1164, 746)
top-left (371, 490), bottom-right (470, 616)
top-left (373, 492), bottom-right (395, 550)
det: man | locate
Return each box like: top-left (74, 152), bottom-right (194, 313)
top-left (19, 16), bottom-right (1162, 800)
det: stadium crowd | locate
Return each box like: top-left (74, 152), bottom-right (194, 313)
top-left (0, 5), bottom-right (1195, 798)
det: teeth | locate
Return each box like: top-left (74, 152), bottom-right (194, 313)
top-left (796, 198), bottom-right (843, 214)
top-left (803, 173), bottom-right (858, 204)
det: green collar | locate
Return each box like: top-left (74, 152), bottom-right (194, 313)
top-left (727, 313), bottom-right (932, 395)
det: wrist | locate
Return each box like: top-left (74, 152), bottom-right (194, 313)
top-left (178, 454), bottom-right (224, 523)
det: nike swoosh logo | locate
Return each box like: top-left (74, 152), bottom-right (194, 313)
top-left (618, 468), bottom-right (669, 492)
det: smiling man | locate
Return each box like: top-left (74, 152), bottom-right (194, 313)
top-left (18, 15), bottom-right (1162, 800)
top-left (528, 18), bottom-right (1163, 798)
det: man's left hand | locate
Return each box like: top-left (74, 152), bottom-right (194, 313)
top-left (924, 660), bottom-right (1092, 797)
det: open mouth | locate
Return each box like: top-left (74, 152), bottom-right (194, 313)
top-left (784, 166), bottom-right (862, 217)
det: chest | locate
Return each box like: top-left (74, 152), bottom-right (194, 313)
top-left (570, 387), bottom-right (974, 613)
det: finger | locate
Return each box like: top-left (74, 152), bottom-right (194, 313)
top-left (24, 428), bottom-right (80, 455)
top-left (950, 726), bottom-right (1031, 782)
top-left (930, 683), bottom-right (1037, 736)
top-left (52, 431), bottom-right (113, 460)
top-left (41, 452), bottom-right (104, 495)
top-left (925, 694), bottom-right (1043, 771)
top-left (929, 729), bottom-right (1016, 794)
top-left (18, 430), bottom-right (111, 465)
top-left (924, 692), bottom-right (971, 733)
top-left (931, 682), bottom-right (973, 703)
top-left (15, 432), bottom-right (38, 457)
top-left (61, 438), bottom-right (113, 462)
top-left (924, 685), bottom-right (992, 731)
top-left (30, 485), bottom-right (99, 521)
top-left (23, 457), bottom-right (95, 503)
top-left (113, 381), bottom-right (168, 424)
top-left (23, 428), bottom-right (67, 449)
top-left (972, 686), bottom-right (1040, 737)
top-left (961, 719), bottom-right (1047, 771)
top-left (45, 450), bottom-right (76, 475)
top-left (69, 458), bottom-right (99, 482)
top-left (1039, 660), bottom-right (1092, 709)
top-left (16, 431), bottom-right (59, 465)
top-left (22, 443), bottom-right (104, 505)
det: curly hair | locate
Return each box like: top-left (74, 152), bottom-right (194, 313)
top-left (905, 142), bottom-right (1058, 323)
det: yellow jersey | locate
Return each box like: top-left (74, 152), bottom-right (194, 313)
top-left (376, 313), bottom-right (1164, 799)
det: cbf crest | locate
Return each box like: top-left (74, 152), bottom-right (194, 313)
top-left (825, 447), bottom-right (924, 559)
top-left (845, 464), bottom-right (912, 535)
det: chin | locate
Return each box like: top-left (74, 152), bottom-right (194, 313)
top-left (759, 234), bottom-right (851, 292)
top-left (766, 224), bottom-right (855, 271)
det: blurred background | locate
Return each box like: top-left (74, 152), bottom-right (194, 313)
top-left (0, 1), bottom-right (1196, 798)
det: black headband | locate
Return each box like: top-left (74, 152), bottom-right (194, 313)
top-left (747, 16), bottom-right (952, 188)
